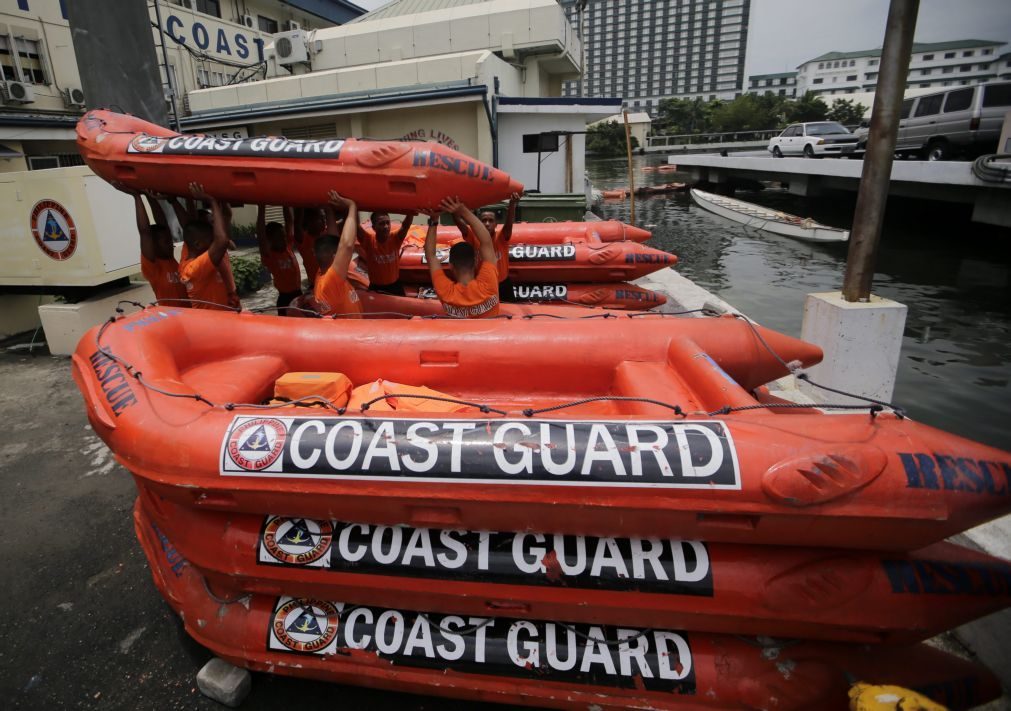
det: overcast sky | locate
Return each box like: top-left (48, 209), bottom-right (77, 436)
top-left (351, 1), bottom-right (1011, 75)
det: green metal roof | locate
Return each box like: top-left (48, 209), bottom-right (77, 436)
top-left (749, 72), bottom-right (797, 81)
top-left (801, 39), bottom-right (1005, 66)
top-left (350, 0), bottom-right (494, 22)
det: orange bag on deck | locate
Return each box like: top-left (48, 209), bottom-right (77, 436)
top-left (274, 372), bottom-right (353, 407)
top-left (348, 379), bottom-right (475, 413)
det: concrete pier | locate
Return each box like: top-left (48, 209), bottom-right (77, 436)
top-left (669, 154), bottom-right (1011, 227)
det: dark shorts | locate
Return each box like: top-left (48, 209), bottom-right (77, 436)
top-left (499, 276), bottom-right (517, 303)
top-left (369, 279), bottom-right (406, 297)
top-left (277, 289), bottom-right (302, 314)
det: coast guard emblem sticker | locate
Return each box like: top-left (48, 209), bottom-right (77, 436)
top-left (259, 516), bottom-right (333, 567)
top-left (128, 134), bottom-right (168, 153)
top-left (225, 417), bottom-right (287, 472)
top-left (269, 597), bottom-right (341, 655)
top-left (30, 200), bottom-right (78, 261)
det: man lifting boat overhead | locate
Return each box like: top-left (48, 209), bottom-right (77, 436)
top-left (425, 197), bottom-right (500, 319)
top-left (356, 210), bottom-right (414, 296)
top-left (120, 189), bottom-right (188, 306)
top-left (178, 183), bottom-right (234, 310)
top-left (453, 192), bottom-right (521, 302)
top-left (313, 191), bottom-right (363, 319)
top-left (256, 205), bottom-right (302, 315)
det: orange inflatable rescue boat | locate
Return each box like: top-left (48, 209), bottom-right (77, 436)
top-left (73, 307), bottom-right (1011, 552)
top-left (405, 283), bottom-right (667, 309)
top-left (76, 110), bottom-right (522, 212)
top-left (421, 221), bottom-right (652, 244)
top-left (398, 240), bottom-right (677, 284)
top-left (134, 505), bottom-right (1001, 711)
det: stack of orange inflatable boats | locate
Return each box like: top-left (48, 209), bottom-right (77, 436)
top-left (74, 306), bottom-right (1011, 709)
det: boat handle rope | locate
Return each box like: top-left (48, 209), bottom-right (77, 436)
top-left (97, 304), bottom-right (903, 420)
top-left (730, 313), bottom-right (907, 419)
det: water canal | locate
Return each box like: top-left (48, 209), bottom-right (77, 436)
top-left (587, 154), bottom-right (1011, 452)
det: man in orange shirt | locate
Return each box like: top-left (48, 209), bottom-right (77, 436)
top-left (313, 191), bottom-right (362, 319)
top-left (426, 196), bottom-right (499, 319)
top-left (256, 205), bottom-right (302, 315)
top-left (454, 192), bottom-right (520, 301)
top-left (125, 191), bottom-right (188, 305)
top-left (179, 184), bottom-right (233, 310)
top-left (171, 195), bottom-right (240, 309)
top-left (356, 210), bottom-right (414, 295)
top-left (295, 208), bottom-right (327, 288)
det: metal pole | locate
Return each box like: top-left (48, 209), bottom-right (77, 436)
top-left (841, 0), bottom-right (919, 302)
top-left (152, 0), bottom-right (181, 132)
top-left (624, 110), bottom-right (636, 224)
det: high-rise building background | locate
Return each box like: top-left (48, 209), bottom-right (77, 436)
top-left (559, 0), bottom-right (751, 115)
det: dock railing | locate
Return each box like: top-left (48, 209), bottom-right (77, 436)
top-left (646, 129), bottom-right (782, 149)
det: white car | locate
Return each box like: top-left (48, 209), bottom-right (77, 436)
top-left (768, 122), bottom-right (859, 158)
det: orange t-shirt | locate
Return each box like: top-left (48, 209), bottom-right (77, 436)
top-left (314, 268), bottom-right (362, 318)
top-left (180, 251), bottom-right (230, 309)
top-left (140, 255), bottom-right (188, 304)
top-left (358, 229), bottom-right (402, 285)
top-left (464, 227), bottom-right (509, 282)
top-left (431, 261), bottom-right (500, 318)
top-left (262, 246), bottom-right (302, 294)
top-left (299, 236), bottom-right (319, 286)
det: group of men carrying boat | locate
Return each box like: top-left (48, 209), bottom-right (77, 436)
top-left (127, 184), bottom-right (522, 319)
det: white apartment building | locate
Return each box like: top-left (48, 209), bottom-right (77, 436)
top-left (796, 39), bottom-right (1009, 98)
top-left (0, 0), bottom-right (363, 173)
top-left (746, 71), bottom-right (797, 98)
top-left (559, 0), bottom-right (751, 115)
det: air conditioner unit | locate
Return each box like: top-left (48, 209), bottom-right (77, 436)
top-left (274, 30), bottom-right (309, 65)
top-left (238, 14), bottom-right (254, 28)
top-left (1, 81), bottom-right (35, 105)
top-left (63, 87), bottom-right (86, 108)
top-left (282, 20), bottom-right (301, 32)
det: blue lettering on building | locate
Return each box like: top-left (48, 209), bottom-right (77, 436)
top-left (192, 22), bottom-right (209, 50)
top-left (900, 452), bottom-right (1009, 495)
top-left (163, 14), bottom-right (264, 62)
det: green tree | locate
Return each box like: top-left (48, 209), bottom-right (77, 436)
top-left (786, 91), bottom-right (830, 123)
top-left (586, 121), bottom-right (640, 156)
top-left (656, 97), bottom-right (716, 134)
top-left (827, 98), bottom-right (868, 127)
top-left (710, 94), bottom-right (786, 132)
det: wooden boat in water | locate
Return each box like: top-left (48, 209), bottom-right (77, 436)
top-left (690, 188), bottom-right (850, 243)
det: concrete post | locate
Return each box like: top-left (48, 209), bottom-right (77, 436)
top-left (798, 292), bottom-right (907, 406)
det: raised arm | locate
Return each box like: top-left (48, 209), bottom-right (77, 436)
top-left (282, 206), bottom-right (295, 245)
top-left (324, 205), bottom-right (340, 237)
top-left (207, 199), bottom-right (231, 266)
top-left (393, 212), bottom-right (416, 244)
top-left (441, 197), bottom-right (495, 264)
top-left (293, 208), bottom-right (305, 245)
top-left (255, 204), bottom-right (269, 259)
top-left (499, 192), bottom-right (521, 244)
top-left (131, 194), bottom-right (157, 262)
top-left (327, 191), bottom-right (358, 278)
top-left (423, 213), bottom-right (442, 280)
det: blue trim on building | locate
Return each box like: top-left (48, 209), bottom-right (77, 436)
top-left (282, 0), bottom-right (366, 24)
top-left (17, 0), bottom-right (29, 11)
top-left (496, 97), bottom-right (622, 107)
top-left (58, 0), bottom-right (67, 19)
top-left (182, 84), bottom-right (488, 127)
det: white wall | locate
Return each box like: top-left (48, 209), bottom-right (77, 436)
top-left (498, 113), bottom-right (586, 194)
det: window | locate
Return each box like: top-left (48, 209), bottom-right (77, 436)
top-left (943, 87), bottom-right (974, 112)
top-left (868, 59), bottom-right (878, 66)
top-left (257, 16), bottom-right (278, 34)
top-left (962, 50), bottom-right (973, 57)
top-left (812, 78), bottom-right (823, 84)
top-left (959, 65), bottom-right (971, 72)
top-left (978, 64), bottom-right (990, 70)
top-left (28, 156), bottom-right (59, 170)
top-left (983, 83), bottom-right (1011, 107)
top-left (900, 98), bottom-right (914, 118)
top-left (942, 66), bottom-right (953, 74)
top-left (0, 36), bottom-right (47, 84)
top-left (846, 75), bottom-right (857, 81)
top-left (818, 62), bottom-right (824, 69)
top-left (849, 60), bottom-right (855, 67)
top-left (922, 54), bottom-right (934, 61)
top-left (944, 52), bottom-right (955, 59)
top-left (913, 94), bottom-right (943, 117)
top-left (921, 68), bottom-right (931, 76)
top-left (983, 48), bottom-right (993, 55)
top-left (195, 0), bottom-right (220, 17)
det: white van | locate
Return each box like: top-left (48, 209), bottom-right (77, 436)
top-left (895, 81), bottom-right (1011, 160)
